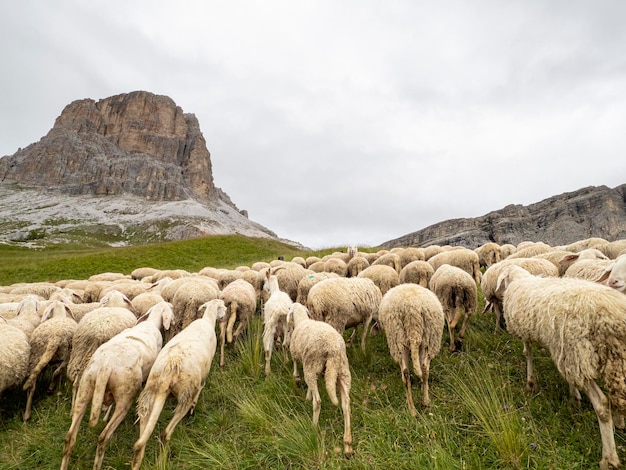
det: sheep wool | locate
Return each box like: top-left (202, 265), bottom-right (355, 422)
top-left (286, 303), bottom-right (353, 457)
top-left (498, 265), bottom-right (626, 470)
top-left (378, 283), bottom-right (445, 417)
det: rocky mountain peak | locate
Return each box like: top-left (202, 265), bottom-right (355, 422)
top-left (0, 90), bottom-right (216, 202)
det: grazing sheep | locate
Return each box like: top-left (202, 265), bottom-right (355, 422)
top-left (324, 257), bottom-right (348, 277)
top-left (562, 237), bottom-right (609, 253)
top-left (596, 254), bottom-right (626, 294)
top-left (130, 267), bottom-right (159, 281)
top-left (429, 264), bottom-right (477, 351)
top-left (601, 239), bottom-right (626, 259)
top-left (372, 252), bottom-right (402, 273)
top-left (474, 242), bottom-right (502, 268)
top-left (262, 269), bottom-right (294, 376)
top-left (346, 255), bottom-right (369, 278)
top-left (500, 243), bottom-right (516, 259)
top-left (286, 303), bottom-right (353, 457)
top-left (66, 293), bottom-right (137, 407)
top-left (305, 256), bottom-right (322, 268)
top-left (428, 248), bottom-right (481, 284)
top-left (296, 272), bottom-right (339, 306)
top-left (219, 278), bottom-right (257, 366)
top-left (377, 283), bottom-right (445, 416)
top-left (507, 241), bottom-right (553, 259)
top-left (60, 301), bottom-right (174, 470)
top-left (496, 265), bottom-right (626, 470)
top-left (217, 269), bottom-right (244, 290)
top-left (258, 264), bottom-right (312, 303)
top-left (7, 294), bottom-right (42, 340)
top-left (9, 282), bottom-right (61, 300)
top-left (563, 259), bottom-right (612, 281)
top-left (481, 258), bottom-right (559, 332)
top-left (307, 277), bottom-right (382, 352)
top-left (131, 292), bottom-right (166, 318)
top-left (358, 264), bottom-right (399, 296)
top-left (0, 321), bottom-right (30, 399)
top-left (22, 301), bottom-right (77, 422)
top-left (308, 261), bottom-right (326, 273)
top-left (393, 247), bottom-right (426, 269)
top-left (423, 245), bottom-right (445, 260)
top-left (166, 276), bottom-right (220, 342)
top-left (399, 260), bottom-right (435, 287)
top-left (131, 299), bottom-right (226, 470)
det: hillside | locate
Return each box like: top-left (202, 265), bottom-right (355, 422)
top-left (382, 184), bottom-right (626, 248)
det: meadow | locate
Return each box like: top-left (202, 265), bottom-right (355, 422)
top-left (0, 235), bottom-right (620, 469)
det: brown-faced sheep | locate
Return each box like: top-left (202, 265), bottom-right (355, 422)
top-left (377, 283), bottom-right (445, 416)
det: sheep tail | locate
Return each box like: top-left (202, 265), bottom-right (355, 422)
top-left (88, 365), bottom-right (112, 427)
top-left (324, 352), bottom-right (340, 406)
top-left (137, 358), bottom-right (181, 420)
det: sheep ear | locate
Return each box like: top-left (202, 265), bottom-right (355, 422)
top-left (595, 262), bottom-right (614, 283)
top-left (65, 304), bottom-right (76, 321)
top-left (162, 308), bottom-right (173, 330)
top-left (41, 304), bottom-right (54, 322)
top-left (559, 254), bottom-right (579, 264)
top-left (495, 272), bottom-right (508, 295)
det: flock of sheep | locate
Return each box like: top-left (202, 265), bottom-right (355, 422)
top-left (1, 237), bottom-right (626, 469)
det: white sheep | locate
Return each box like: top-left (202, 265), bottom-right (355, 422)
top-left (324, 257), bottom-right (349, 277)
top-left (357, 264), bottom-right (399, 296)
top-left (286, 303), bottom-right (353, 457)
top-left (262, 269), bottom-right (293, 376)
top-left (307, 277), bottom-right (382, 352)
top-left (429, 264), bottom-right (477, 352)
top-left (131, 299), bottom-right (226, 470)
top-left (427, 248), bottom-right (481, 284)
top-left (219, 278), bottom-right (257, 366)
top-left (371, 252), bottom-right (402, 273)
top-left (398, 260), bottom-right (435, 287)
top-left (377, 283), bottom-right (445, 417)
top-left (166, 276), bottom-right (220, 342)
top-left (563, 259), bottom-right (612, 281)
top-left (0, 320), bottom-right (30, 399)
top-left (596, 254), bottom-right (626, 293)
top-left (496, 265), bottom-right (626, 470)
top-left (22, 300), bottom-right (77, 422)
top-left (295, 272), bottom-right (339, 306)
top-left (7, 294), bottom-right (42, 340)
top-left (474, 242), bottom-right (502, 268)
top-left (66, 291), bottom-right (137, 407)
top-left (392, 246), bottom-right (426, 268)
top-left (346, 255), bottom-right (369, 278)
top-left (60, 301), bottom-right (174, 470)
top-left (481, 257), bottom-right (559, 332)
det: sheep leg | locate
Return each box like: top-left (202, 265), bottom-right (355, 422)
top-left (132, 392), bottom-right (169, 470)
top-left (304, 369), bottom-right (322, 425)
top-left (61, 384), bottom-right (93, 470)
top-left (49, 360), bottom-right (68, 392)
top-left (339, 375), bottom-right (353, 458)
top-left (292, 358), bottom-right (301, 386)
top-left (582, 379), bottom-right (621, 470)
top-left (419, 347), bottom-right (431, 407)
top-left (219, 319), bottom-right (227, 367)
top-left (160, 391), bottom-right (199, 444)
top-left (226, 303), bottom-right (237, 343)
top-left (263, 319), bottom-right (277, 376)
top-left (493, 301), bottom-right (503, 334)
top-left (523, 341), bottom-right (537, 391)
top-left (456, 311), bottom-right (472, 345)
top-left (445, 312), bottom-right (456, 352)
top-left (613, 409), bottom-right (625, 430)
top-left (569, 384), bottom-right (582, 405)
top-left (401, 346), bottom-right (418, 418)
top-left (23, 379), bottom-right (37, 422)
top-left (360, 314), bottom-right (374, 352)
top-left (93, 399), bottom-right (134, 470)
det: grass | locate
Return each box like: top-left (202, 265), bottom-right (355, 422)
top-left (0, 235), bottom-right (622, 469)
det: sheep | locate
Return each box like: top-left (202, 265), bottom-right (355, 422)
top-left (601, 239), bottom-right (626, 259)
top-left (305, 256), bottom-right (322, 268)
top-left (131, 299), bottom-right (226, 470)
top-left (218, 278), bottom-right (257, 366)
top-left (308, 261), bottom-right (326, 273)
top-left (324, 257), bottom-right (348, 277)
top-left (290, 256), bottom-right (307, 268)
top-left (377, 283), bottom-right (445, 417)
top-left (66, 292), bottom-right (137, 407)
top-left (258, 263), bottom-right (312, 303)
top-left (346, 255), bottom-right (369, 278)
top-left (262, 269), bottom-right (294, 376)
top-left (295, 272), bottom-right (339, 306)
top-left (357, 264), bottom-right (399, 296)
top-left (393, 246), bottom-right (426, 268)
top-left (0, 321), bottom-right (30, 399)
top-left (399, 260), bottom-right (435, 287)
top-left (307, 277), bottom-right (382, 352)
top-left (423, 245), bottom-right (445, 260)
top-left (130, 266), bottom-right (159, 280)
top-left (495, 265), bottom-right (626, 469)
top-left (7, 294), bottom-right (42, 340)
top-left (9, 282), bottom-right (61, 300)
top-left (131, 291), bottom-right (166, 318)
top-left (286, 303), bottom-right (353, 457)
top-left (217, 268), bottom-right (244, 290)
top-left (22, 300), bottom-right (77, 422)
top-left (474, 242), bottom-right (502, 268)
top-left (596, 254), bottom-right (626, 294)
top-left (507, 241), bottom-right (553, 259)
top-left (500, 243), bottom-right (516, 259)
top-left (563, 259), bottom-right (613, 281)
top-left (166, 276), bottom-right (220, 342)
top-left (60, 301), bottom-right (174, 470)
top-left (428, 248), bottom-right (481, 284)
top-left (371, 252), bottom-right (402, 273)
top-left (562, 237), bottom-right (609, 253)
top-left (428, 264), bottom-right (477, 351)
top-left (481, 257), bottom-right (558, 333)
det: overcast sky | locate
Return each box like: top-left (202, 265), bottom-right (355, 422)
top-left (1, 1), bottom-right (625, 249)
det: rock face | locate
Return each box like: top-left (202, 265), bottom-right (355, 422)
top-left (0, 91), bottom-right (291, 247)
top-left (382, 184), bottom-right (626, 249)
top-left (0, 91), bottom-right (216, 201)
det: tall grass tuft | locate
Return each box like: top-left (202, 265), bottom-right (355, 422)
top-left (449, 356), bottom-right (538, 469)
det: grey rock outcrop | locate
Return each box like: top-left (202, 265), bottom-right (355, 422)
top-left (382, 184), bottom-right (626, 249)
